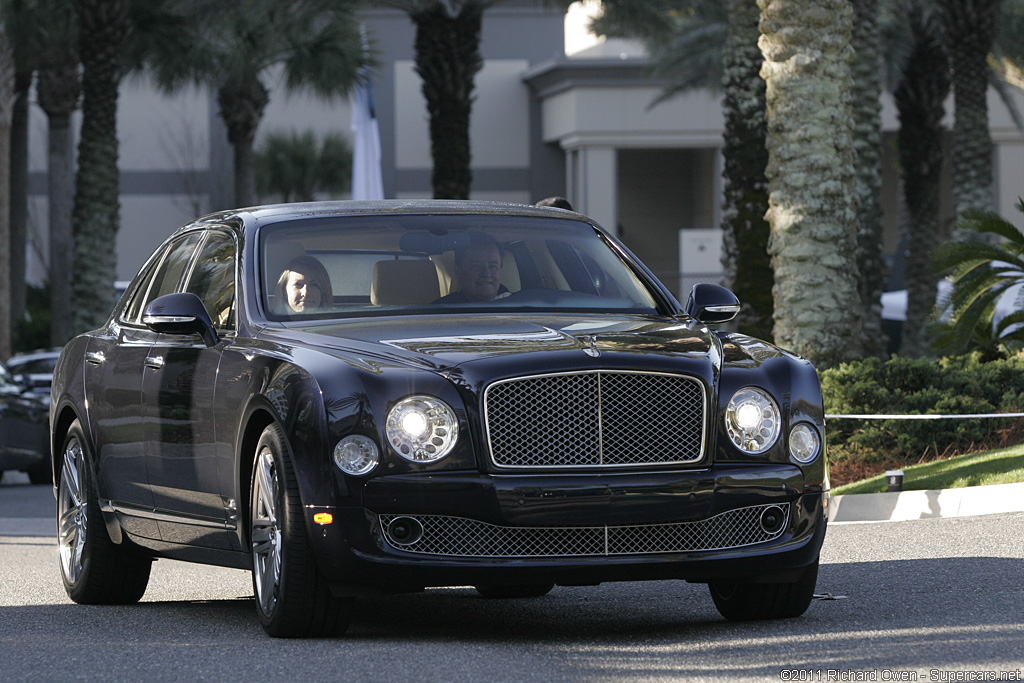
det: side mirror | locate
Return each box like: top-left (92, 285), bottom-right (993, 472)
top-left (143, 293), bottom-right (219, 348)
top-left (685, 283), bottom-right (740, 324)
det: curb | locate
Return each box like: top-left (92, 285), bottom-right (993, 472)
top-left (828, 481), bottom-right (1024, 523)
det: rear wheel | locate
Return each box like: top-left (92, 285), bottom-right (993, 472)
top-left (250, 423), bottom-right (353, 638)
top-left (475, 584), bottom-right (555, 599)
top-left (709, 560), bottom-right (818, 621)
top-left (57, 419), bottom-right (151, 604)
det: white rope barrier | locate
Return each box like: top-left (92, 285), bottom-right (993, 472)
top-left (825, 412), bottom-right (1024, 420)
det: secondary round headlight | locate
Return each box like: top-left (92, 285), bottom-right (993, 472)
top-left (386, 395), bottom-right (459, 462)
top-left (725, 387), bottom-right (781, 454)
top-left (333, 434), bottom-right (379, 475)
top-left (788, 423), bottom-right (821, 463)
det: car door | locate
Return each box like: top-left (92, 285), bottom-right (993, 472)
top-left (142, 228), bottom-right (237, 548)
top-left (84, 231), bottom-right (205, 535)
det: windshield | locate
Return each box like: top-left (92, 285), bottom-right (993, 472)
top-left (259, 214), bottom-right (660, 321)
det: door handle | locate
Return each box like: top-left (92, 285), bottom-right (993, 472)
top-left (85, 351), bottom-right (105, 365)
top-left (145, 356), bottom-right (165, 370)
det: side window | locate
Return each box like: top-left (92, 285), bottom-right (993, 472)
top-left (124, 232), bottom-right (204, 325)
top-left (183, 230), bottom-right (236, 329)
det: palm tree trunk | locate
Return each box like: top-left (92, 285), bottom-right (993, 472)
top-left (758, 0), bottom-right (863, 367)
top-left (411, 1), bottom-right (483, 199)
top-left (38, 62), bottom-right (81, 347)
top-left (217, 76), bottom-right (269, 208)
top-left (48, 115), bottom-right (75, 346)
top-left (850, 0), bottom-right (886, 356)
top-left (720, 0), bottom-right (773, 341)
top-left (939, 0), bottom-right (1001, 220)
top-left (71, 0), bottom-right (130, 333)
top-left (895, 1), bottom-right (950, 358)
top-left (0, 30), bottom-right (15, 362)
top-left (9, 75), bottom-right (30, 336)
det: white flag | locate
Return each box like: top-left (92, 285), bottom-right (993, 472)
top-left (351, 31), bottom-right (384, 201)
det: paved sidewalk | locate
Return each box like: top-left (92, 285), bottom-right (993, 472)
top-left (829, 481), bottom-right (1024, 523)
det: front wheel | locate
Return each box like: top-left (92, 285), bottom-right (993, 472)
top-left (708, 560), bottom-right (819, 621)
top-left (250, 423), bottom-right (353, 638)
top-left (57, 419), bottom-right (151, 604)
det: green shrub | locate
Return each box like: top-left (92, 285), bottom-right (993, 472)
top-left (821, 352), bottom-right (1024, 468)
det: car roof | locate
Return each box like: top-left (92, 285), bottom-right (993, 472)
top-left (177, 200), bottom-right (587, 236)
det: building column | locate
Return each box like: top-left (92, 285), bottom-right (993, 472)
top-left (569, 145), bottom-right (618, 235)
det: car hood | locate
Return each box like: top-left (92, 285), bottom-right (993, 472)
top-left (261, 314), bottom-right (718, 375)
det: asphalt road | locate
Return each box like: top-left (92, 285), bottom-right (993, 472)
top-left (2, 472), bottom-right (1023, 683)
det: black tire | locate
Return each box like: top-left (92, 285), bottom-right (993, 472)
top-left (57, 419), bottom-right (151, 604)
top-left (26, 460), bottom-right (52, 485)
top-left (475, 583), bottom-right (555, 599)
top-left (709, 560), bottom-right (819, 621)
top-left (250, 422), bottom-right (353, 638)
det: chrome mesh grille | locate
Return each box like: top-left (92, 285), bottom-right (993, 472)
top-left (484, 371), bottom-right (706, 468)
top-left (378, 504), bottom-right (787, 557)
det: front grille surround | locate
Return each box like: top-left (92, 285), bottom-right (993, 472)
top-left (483, 370), bottom-right (707, 469)
top-left (378, 504), bottom-right (789, 557)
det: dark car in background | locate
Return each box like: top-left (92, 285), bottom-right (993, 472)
top-left (0, 360), bottom-right (51, 484)
top-left (50, 200), bottom-right (828, 637)
top-left (7, 348), bottom-right (62, 394)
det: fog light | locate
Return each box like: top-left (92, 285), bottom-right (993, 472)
top-left (386, 516), bottom-right (424, 546)
top-left (333, 434), bottom-right (379, 476)
top-left (759, 505), bottom-right (786, 534)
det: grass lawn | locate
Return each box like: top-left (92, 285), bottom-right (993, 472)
top-left (831, 443), bottom-right (1024, 495)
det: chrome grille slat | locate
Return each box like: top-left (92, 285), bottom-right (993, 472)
top-left (379, 504), bottom-right (787, 557)
top-left (484, 371), bottom-right (706, 468)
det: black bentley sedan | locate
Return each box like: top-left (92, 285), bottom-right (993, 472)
top-left (51, 201), bottom-right (828, 637)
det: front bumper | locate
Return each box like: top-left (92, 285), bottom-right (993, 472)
top-left (306, 464), bottom-right (828, 595)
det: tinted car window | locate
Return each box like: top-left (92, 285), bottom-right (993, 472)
top-left (124, 231), bottom-right (205, 324)
top-left (183, 230), bottom-right (236, 329)
top-left (260, 215), bottom-right (659, 320)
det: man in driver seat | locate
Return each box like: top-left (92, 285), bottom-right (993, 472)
top-left (434, 233), bottom-right (511, 303)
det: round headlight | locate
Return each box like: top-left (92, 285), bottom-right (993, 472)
top-left (788, 423), bottom-right (821, 463)
top-left (333, 434), bottom-right (379, 476)
top-left (386, 395), bottom-right (459, 462)
top-left (725, 387), bottom-right (781, 454)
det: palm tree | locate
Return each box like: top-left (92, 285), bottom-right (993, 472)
top-left (759, 0), bottom-right (863, 366)
top-left (148, 0), bottom-right (365, 208)
top-left (6, 0), bottom-right (34, 338)
top-left (0, 22), bottom-right (14, 361)
top-left (851, 0), bottom-right (886, 356)
top-left (380, 0), bottom-right (490, 199)
top-left (932, 201), bottom-right (1024, 357)
top-left (891, 0), bottom-right (951, 358)
top-left (937, 0), bottom-right (1002, 220)
top-left (719, 0), bottom-right (773, 341)
top-left (584, 0), bottom-right (775, 339)
top-left (255, 130), bottom-right (353, 202)
top-left (70, 0), bottom-right (131, 333)
top-left (34, 4), bottom-right (80, 345)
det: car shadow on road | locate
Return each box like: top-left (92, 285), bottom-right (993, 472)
top-left (2, 557), bottom-right (1021, 678)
